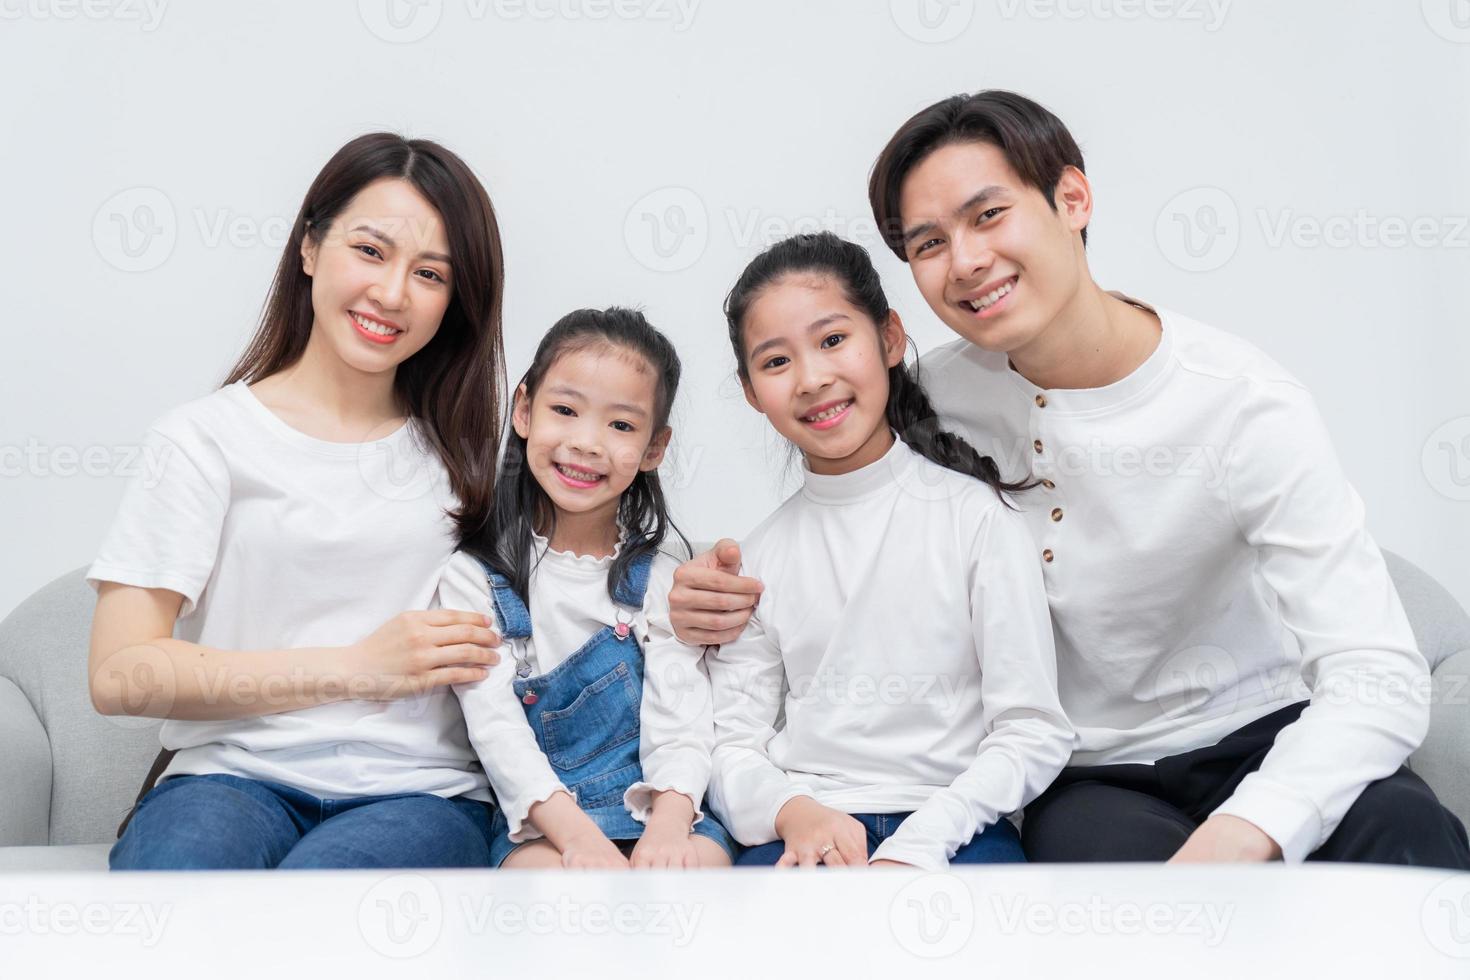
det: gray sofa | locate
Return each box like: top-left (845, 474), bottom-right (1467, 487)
top-left (3, 556), bottom-right (1468, 871)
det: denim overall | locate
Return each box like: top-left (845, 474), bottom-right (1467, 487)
top-left (478, 552), bottom-right (735, 867)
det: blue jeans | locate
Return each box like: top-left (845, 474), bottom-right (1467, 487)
top-left (733, 812), bottom-right (1026, 866)
top-left (110, 773), bottom-right (497, 870)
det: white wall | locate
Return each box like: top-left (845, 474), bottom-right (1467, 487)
top-left (2, 0), bottom-right (1468, 621)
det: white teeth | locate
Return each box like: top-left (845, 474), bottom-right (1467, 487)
top-left (352, 312), bottom-right (399, 336)
top-left (555, 463), bottom-right (602, 482)
top-left (967, 279), bottom-right (1015, 312)
top-left (803, 400), bottom-right (852, 423)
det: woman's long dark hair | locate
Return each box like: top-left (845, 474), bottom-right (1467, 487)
top-left (223, 132), bottom-right (506, 542)
top-left (723, 232), bottom-right (1033, 500)
top-left (461, 307), bottom-right (690, 604)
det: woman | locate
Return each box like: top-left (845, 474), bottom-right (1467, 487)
top-left (90, 133), bottom-right (509, 870)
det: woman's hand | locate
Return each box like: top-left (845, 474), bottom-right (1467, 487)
top-left (347, 609), bottom-right (501, 699)
top-left (668, 539), bottom-right (764, 647)
top-left (773, 796), bottom-right (868, 868)
top-left (560, 828), bottom-right (631, 870)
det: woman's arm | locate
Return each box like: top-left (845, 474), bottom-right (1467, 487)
top-left (89, 581), bottom-right (499, 721)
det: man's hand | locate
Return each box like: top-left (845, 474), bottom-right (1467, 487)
top-left (1168, 814), bottom-right (1282, 864)
top-left (668, 538), bottom-right (763, 647)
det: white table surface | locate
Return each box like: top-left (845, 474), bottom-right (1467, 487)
top-left (3, 864), bottom-right (1468, 977)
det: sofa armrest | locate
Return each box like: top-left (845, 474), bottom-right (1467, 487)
top-left (0, 676), bottom-right (52, 845)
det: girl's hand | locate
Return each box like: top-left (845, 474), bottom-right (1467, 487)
top-left (559, 828), bottom-right (631, 870)
top-left (773, 796), bottom-right (867, 868)
top-left (347, 609), bottom-right (501, 700)
top-left (629, 825), bottom-right (701, 869)
top-left (630, 790), bottom-right (700, 869)
top-left (668, 540), bottom-right (764, 647)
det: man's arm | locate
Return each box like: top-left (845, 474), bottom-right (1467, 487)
top-left (667, 539), bottom-right (763, 647)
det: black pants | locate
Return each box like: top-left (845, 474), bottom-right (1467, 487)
top-left (1023, 701), bottom-right (1470, 870)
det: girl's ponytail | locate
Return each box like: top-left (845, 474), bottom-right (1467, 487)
top-left (885, 357), bottom-right (1026, 494)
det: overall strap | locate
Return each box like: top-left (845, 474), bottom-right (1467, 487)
top-left (610, 548), bottom-right (658, 609)
top-left (472, 555), bottom-right (533, 639)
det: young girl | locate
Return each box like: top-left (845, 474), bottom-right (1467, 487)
top-left (708, 232), bottom-right (1075, 869)
top-left (91, 133), bottom-right (508, 870)
top-left (438, 307), bottom-right (735, 869)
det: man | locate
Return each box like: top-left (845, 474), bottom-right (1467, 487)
top-left (673, 90), bottom-right (1469, 868)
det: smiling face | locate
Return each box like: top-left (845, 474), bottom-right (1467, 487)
top-left (300, 176), bottom-right (454, 376)
top-left (739, 274), bottom-right (905, 476)
top-left (512, 344), bottom-right (670, 527)
top-left (898, 140), bottom-right (1090, 356)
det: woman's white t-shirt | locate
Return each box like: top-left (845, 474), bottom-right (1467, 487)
top-left (86, 381), bottom-right (492, 801)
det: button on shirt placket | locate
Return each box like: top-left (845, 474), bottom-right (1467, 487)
top-left (1031, 392), bottom-right (1060, 566)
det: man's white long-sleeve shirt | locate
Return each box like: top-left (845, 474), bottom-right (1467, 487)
top-left (919, 295), bottom-right (1429, 862)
